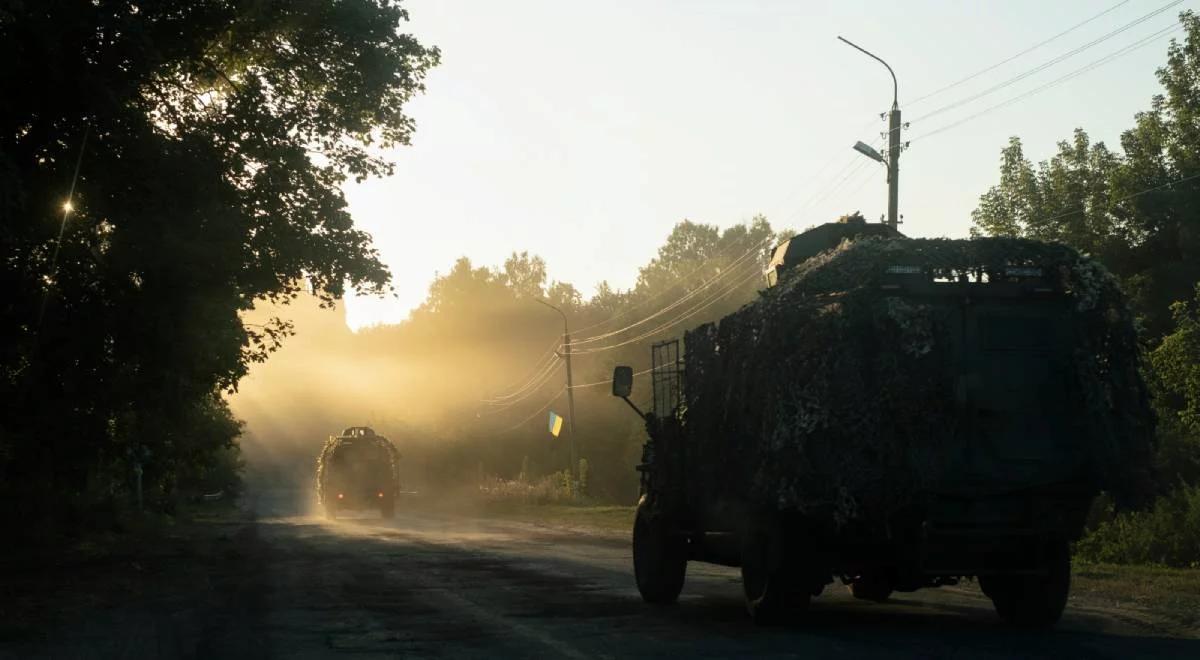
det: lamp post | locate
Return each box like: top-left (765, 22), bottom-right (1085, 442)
top-left (839, 36), bottom-right (901, 229)
top-left (534, 298), bottom-right (579, 491)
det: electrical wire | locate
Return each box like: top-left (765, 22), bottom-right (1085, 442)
top-left (495, 338), bottom-right (561, 386)
top-left (488, 230), bottom-right (767, 404)
top-left (840, 161), bottom-right (886, 202)
top-left (569, 367), bottom-right (653, 390)
top-left (571, 231), bottom-right (772, 345)
top-left (482, 343), bottom-right (561, 403)
top-left (567, 266), bottom-right (765, 355)
top-left (479, 362), bottom-right (564, 414)
top-left (1039, 171), bottom-right (1200, 223)
top-left (765, 113), bottom-right (886, 219)
top-left (908, 0), bottom-right (1133, 105)
top-left (908, 1), bottom-right (1183, 126)
top-left (909, 22), bottom-right (1182, 144)
top-left (485, 5), bottom-right (1172, 418)
top-left (498, 387), bottom-right (566, 432)
top-left (570, 227), bottom-right (763, 337)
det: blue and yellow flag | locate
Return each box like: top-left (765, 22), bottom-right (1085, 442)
top-left (548, 411), bottom-right (564, 437)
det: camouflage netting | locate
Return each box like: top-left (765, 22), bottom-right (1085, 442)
top-left (680, 237), bottom-right (1154, 528)
top-left (315, 429), bottom-right (402, 504)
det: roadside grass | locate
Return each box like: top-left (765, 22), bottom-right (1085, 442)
top-left (1072, 560), bottom-right (1200, 630)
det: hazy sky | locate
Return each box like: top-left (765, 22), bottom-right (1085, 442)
top-left (341, 0), bottom-right (1184, 329)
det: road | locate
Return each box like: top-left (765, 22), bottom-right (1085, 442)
top-left (6, 491), bottom-right (1195, 659)
top-left (202, 491), bottom-right (1194, 659)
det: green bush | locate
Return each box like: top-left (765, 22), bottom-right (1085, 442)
top-left (1076, 484), bottom-right (1200, 568)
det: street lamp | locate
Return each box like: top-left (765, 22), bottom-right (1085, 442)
top-left (839, 36), bottom-right (902, 229)
top-left (852, 140), bottom-right (885, 165)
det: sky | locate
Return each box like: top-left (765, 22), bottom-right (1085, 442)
top-left (341, 0), bottom-right (1187, 330)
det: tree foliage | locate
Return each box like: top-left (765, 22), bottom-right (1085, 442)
top-left (0, 1), bottom-right (437, 531)
top-left (972, 11), bottom-right (1200, 563)
top-left (972, 11), bottom-right (1200, 340)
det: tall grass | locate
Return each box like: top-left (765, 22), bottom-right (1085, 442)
top-left (1076, 484), bottom-right (1200, 568)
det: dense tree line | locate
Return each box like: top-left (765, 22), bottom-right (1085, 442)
top-left (972, 11), bottom-right (1200, 564)
top-left (0, 1), bottom-right (437, 535)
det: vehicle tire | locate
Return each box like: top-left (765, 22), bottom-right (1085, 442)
top-left (848, 572), bottom-right (894, 602)
top-left (380, 497), bottom-right (395, 519)
top-left (632, 499), bottom-right (687, 604)
top-left (741, 521), bottom-right (810, 625)
top-left (982, 538), bottom-right (1070, 628)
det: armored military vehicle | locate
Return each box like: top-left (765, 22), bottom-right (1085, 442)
top-left (612, 221), bottom-right (1153, 627)
top-left (316, 427), bottom-right (402, 519)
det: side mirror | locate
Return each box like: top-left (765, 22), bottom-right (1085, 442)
top-left (611, 366), bottom-right (633, 398)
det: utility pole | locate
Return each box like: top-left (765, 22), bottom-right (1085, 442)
top-left (535, 299), bottom-right (579, 492)
top-left (839, 36), bottom-right (901, 229)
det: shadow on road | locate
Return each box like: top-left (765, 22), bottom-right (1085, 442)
top-left (298, 512), bottom-right (1199, 659)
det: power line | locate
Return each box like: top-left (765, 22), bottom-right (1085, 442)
top-left (1040, 171), bottom-right (1200, 223)
top-left (482, 344), bottom-right (561, 404)
top-left (485, 5), bottom-right (1172, 419)
top-left (569, 367), bottom-right (653, 390)
top-left (778, 135), bottom-right (885, 228)
top-left (908, 0), bottom-right (1133, 105)
top-left (773, 2), bottom-right (1167, 236)
top-left (841, 163), bottom-right (886, 204)
top-left (571, 233), bottom-right (770, 345)
top-left (488, 337), bottom-right (561, 393)
top-left (567, 143), bottom-right (880, 357)
top-left (766, 114), bottom-right (885, 220)
top-left (910, 22), bottom-right (1182, 144)
top-left (908, 1), bottom-right (1183, 126)
top-left (479, 362), bottom-right (564, 414)
top-left (499, 387), bottom-right (566, 432)
top-left (570, 227), bottom-right (762, 336)
top-left (567, 266), bottom-right (764, 355)
top-left (569, 263), bottom-right (764, 355)
top-left (807, 157), bottom-right (875, 211)
top-left (489, 228), bottom-right (767, 405)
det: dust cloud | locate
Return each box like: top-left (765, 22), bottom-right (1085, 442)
top-left (228, 294), bottom-right (648, 511)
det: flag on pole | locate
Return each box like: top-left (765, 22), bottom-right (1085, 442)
top-left (548, 411), bottom-right (564, 437)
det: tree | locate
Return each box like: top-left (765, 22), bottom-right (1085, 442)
top-left (502, 251), bottom-right (548, 299)
top-left (1153, 285), bottom-right (1200, 435)
top-left (634, 216), bottom-right (775, 301)
top-left (0, 1), bottom-right (438, 528)
top-left (634, 220), bottom-right (723, 296)
top-left (971, 11), bottom-right (1200, 339)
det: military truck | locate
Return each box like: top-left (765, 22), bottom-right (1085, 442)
top-left (316, 427), bottom-right (402, 519)
top-left (611, 221), bottom-right (1153, 626)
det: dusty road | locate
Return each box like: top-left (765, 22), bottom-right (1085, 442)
top-left (6, 491), bottom-right (1198, 659)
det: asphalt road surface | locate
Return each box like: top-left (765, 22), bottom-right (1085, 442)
top-left (9, 490), bottom-right (1194, 659)
top-left (192, 491), bottom-right (1196, 659)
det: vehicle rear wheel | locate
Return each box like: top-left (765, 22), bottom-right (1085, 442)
top-left (848, 572), bottom-right (894, 602)
top-left (741, 521), bottom-right (810, 625)
top-left (632, 499), bottom-right (687, 604)
top-left (981, 538), bottom-right (1070, 628)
